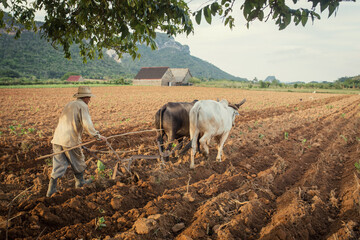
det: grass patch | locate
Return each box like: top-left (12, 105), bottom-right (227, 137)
top-left (0, 84), bottom-right (123, 89)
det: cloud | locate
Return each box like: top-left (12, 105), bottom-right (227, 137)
top-left (175, 1), bottom-right (360, 82)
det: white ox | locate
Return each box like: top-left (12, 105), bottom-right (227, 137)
top-left (189, 99), bottom-right (246, 169)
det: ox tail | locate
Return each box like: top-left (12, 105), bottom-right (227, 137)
top-left (155, 105), bottom-right (167, 146)
top-left (159, 105), bottom-right (167, 138)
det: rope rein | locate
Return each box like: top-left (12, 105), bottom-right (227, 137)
top-left (35, 129), bottom-right (163, 160)
top-left (36, 129), bottom-right (188, 160)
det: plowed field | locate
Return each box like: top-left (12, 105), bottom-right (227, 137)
top-left (0, 86), bottom-right (359, 240)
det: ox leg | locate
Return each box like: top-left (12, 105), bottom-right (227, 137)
top-left (190, 129), bottom-right (200, 169)
top-left (216, 132), bottom-right (230, 162)
top-left (199, 133), bottom-right (211, 160)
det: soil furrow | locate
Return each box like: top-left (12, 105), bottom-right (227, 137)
top-left (1, 87), bottom-right (359, 240)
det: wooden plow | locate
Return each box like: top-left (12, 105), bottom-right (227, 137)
top-left (110, 136), bottom-right (190, 180)
top-left (36, 129), bottom-right (192, 180)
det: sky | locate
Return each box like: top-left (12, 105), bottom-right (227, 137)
top-left (29, 1), bottom-right (360, 83)
top-left (174, 1), bottom-right (360, 83)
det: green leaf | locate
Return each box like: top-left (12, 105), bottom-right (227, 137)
top-left (301, 10), bottom-right (308, 26)
top-left (210, 2), bottom-right (220, 16)
top-left (97, 160), bottom-right (105, 172)
top-left (195, 10), bottom-right (202, 25)
top-left (204, 6), bottom-right (212, 24)
top-left (320, 2), bottom-right (329, 12)
top-left (224, 16), bottom-right (230, 26)
top-left (248, 10), bottom-right (258, 21)
top-left (243, 2), bottom-right (252, 18)
top-left (328, 3), bottom-right (338, 17)
top-left (258, 10), bottom-right (264, 21)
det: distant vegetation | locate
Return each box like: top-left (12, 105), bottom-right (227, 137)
top-left (189, 75), bottom-right (360, 92)
top-left (0, 27), bottom-right (358, 90)
top-left (0, 30), bottom-right (242, 82)
top-left (0, 31), bottom-right (131, 80)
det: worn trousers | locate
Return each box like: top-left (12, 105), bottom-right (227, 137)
top-left (51, 144), bottom-right (86, 179)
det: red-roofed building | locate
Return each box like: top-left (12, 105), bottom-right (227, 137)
top-left (67, 75), bottom-right (84, 82)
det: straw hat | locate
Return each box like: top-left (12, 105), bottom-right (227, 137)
top-left (73, 86), bottom-right (95, 98)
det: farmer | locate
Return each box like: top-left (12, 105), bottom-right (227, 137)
top-left (46, 86), bottom-right (106, 197)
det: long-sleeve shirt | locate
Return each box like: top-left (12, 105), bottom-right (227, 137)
top-left (51, 99), bottom-right (100, 147)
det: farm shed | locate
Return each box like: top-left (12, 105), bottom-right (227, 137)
top-left (170, 68), bottom-right (192, 86)
top-left (133, 67), bottom-right (192, 86)
top-left (67, 75), bottom-right (84, 82)
top-left (133, 67), bottom-right (175, 86)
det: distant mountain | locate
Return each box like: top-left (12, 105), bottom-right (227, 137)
top-left (0, 25), bottom-right (245, 80)
top-left (114, 33), bottom-right (247, 81)
top-left (264, 76), bottom-right (276, 82)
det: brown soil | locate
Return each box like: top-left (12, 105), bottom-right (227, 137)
top-left (0, 86), bottom-right (359, 240)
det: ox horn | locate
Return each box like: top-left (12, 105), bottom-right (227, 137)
top-left (235, 99), bottom-right (246, 109)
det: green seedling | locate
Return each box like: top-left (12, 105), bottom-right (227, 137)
top-left (9, 125), bottom-right (17, 135)
top-left (44, 158), bottom-right (52, 166)
top-left (21, 128), bottom-right (27, 135)
top-left (97, 160), bottom-right (106, 178)
top-left (341, 113), bottom-right (345, 118)
top-left (98, 208), bottom-right (105, 213)
top-left (302, 139), bottom-right (307, 145)
top-left (37, 130), bottom-right (43, 137)
top-left (97, 160), bottom-right (105, 171)
top-left (284, 132), bottom-right (289, 140)
top-left (340, 135), bottom-right (347, 143)
top-left (28, 128), bottom-right (35, 133)
top-left (326, 105), bottom-right (333, 109)
top-left (259, 134), bottom-right (265, 139)
top-left (107, 169), bottom-right (113, 179)
top-left (355, 160), bottom-right (360, 174)
top-left (96, 217), bottom-right (106, 230)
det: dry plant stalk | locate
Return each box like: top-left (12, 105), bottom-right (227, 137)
top-left (186, 174), bottom-right (192, 194)
top-left (6, 185), bottom-right (34, 240)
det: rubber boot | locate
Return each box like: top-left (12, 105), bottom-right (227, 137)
top-left (46, 178), bottom-right (57, 197)
top-left (74, 172), bottom-right (92, 188)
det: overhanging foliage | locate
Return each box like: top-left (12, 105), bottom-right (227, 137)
top-left (0, 0), bottom-right (354, 61)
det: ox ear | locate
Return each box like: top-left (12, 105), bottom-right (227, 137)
top-left (235, 98), bottom-right (246, 109)
top-left (220, 99), bottom-right (228, 107)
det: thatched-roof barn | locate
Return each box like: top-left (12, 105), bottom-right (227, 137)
top-left (133, 67), bottom-right (192, 86)
top-left (171, 68), bottom-right (192, 85)
top-left (133, 67), bottom-right (174, 86)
